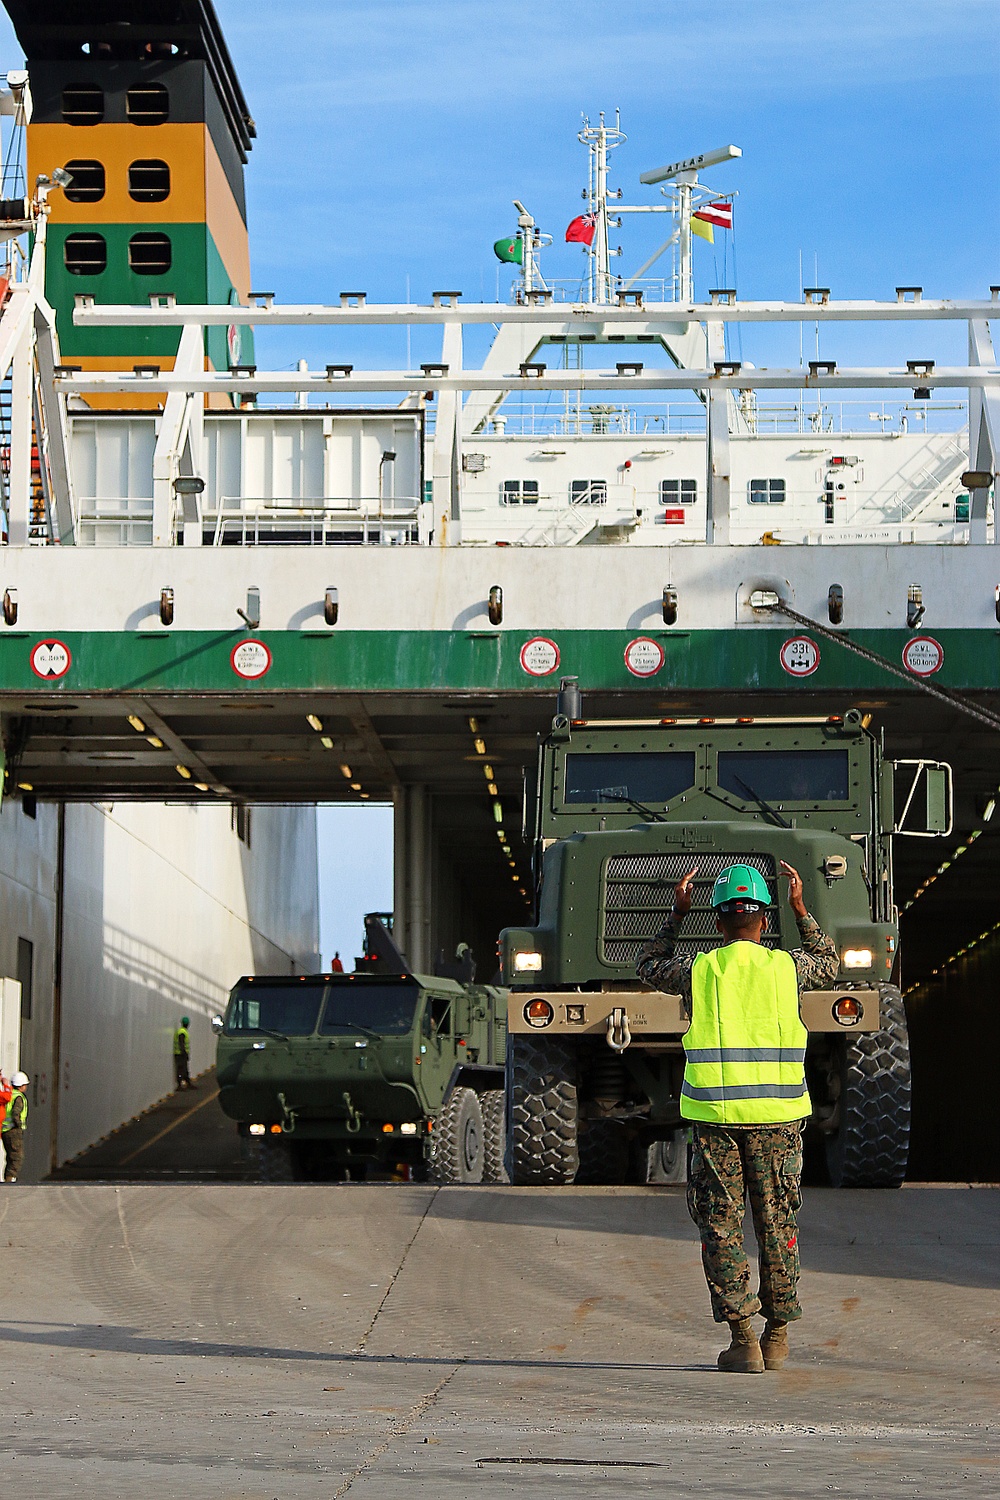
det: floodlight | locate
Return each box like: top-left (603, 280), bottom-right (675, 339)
top-left (50, 166), bottom-right (73, 188)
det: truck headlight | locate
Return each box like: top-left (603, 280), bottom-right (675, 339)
top-left (842, 948), bottom-right (874, 969)
top-left (400, 1122), bottom-right (418, 1135)
top-left (249, 1123), bottom-right (265, 1136)
top-left (513, 951), bottom-right (543, 972)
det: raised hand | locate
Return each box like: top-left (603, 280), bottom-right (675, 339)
top-left (779, 860), bottom-right (807, 918)
top-left (673, 866), bottom-right (699, 917)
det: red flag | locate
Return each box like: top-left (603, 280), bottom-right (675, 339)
top-left (692, 200), bottom-right (733, 231)
top-left (565, 213), bottom-right (597, 246)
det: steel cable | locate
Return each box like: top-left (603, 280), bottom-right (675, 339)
top-left (764, 600), bottom-right (1000, 735)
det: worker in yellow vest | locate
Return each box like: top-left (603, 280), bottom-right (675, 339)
top-left (173, 1016), bottom-right (193, 1091)
top-left (2, 1072), bottom-right (30, 1182)
top-left (637, 860), bottom-right (838, 1374)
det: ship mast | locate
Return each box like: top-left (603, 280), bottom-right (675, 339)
top-left (578, 111), bottom-right (625, 304)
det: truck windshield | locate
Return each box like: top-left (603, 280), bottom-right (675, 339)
top-left (717, 749), bottom-right (850, 803)
top-left (225, 985), bottom-right (324, 1035)
top-left (320, 983), bottom-right (419, 1036)
top-left (564, 751), bottom-right (696, 805)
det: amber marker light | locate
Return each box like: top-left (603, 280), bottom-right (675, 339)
top-left (524, 998), bottom-right (554, 1028)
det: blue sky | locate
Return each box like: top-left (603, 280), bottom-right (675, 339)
top-left (3, 0), bottom-right (996, 965)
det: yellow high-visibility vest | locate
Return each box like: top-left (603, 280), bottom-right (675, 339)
top-left (681, 942), bottom-right (811, 1126)
top-left (173, 1026), bottom-right (189, 1057)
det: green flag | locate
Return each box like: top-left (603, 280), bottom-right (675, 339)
top-left (493, 235), bottom-right (523, 265)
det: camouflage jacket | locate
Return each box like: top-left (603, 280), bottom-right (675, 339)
top-left (636, 912), bottom-right (839, 1016)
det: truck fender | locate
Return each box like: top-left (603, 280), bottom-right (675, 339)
top-left (441, 1062), bottom-right (504, 1106)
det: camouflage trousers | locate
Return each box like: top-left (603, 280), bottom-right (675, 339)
top-left (686, 1121), bottom-right (804, 1325)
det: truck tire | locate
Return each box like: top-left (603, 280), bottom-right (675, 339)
top-left (481, 1088), bottom-right (509, 1184)
top-left (576, 1119), bottom-right (629, 1184)
top-left (241, 1135), bottom-right (295, 1184)
top-left (825, 984), bottom-right (911, 1189)
top-left (648, 1129), bottom-right (689, 1185)
top-left (505, 1034), bottom-right (579, 1185)
top-left (432, 1086), bottom-right (486, 1184)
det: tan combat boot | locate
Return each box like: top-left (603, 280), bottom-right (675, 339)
top-left (760, 1320), bottom-right (789, 1370)
top-left (717, 1316), bottom-right (765, 1373)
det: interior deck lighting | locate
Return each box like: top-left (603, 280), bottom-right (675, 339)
top-left (306, 714), bottom-right (323, 732)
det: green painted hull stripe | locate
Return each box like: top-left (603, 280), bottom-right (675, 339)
top-left (1, 629), bottom-right (999, 695)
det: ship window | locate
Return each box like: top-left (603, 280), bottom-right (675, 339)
top-left (748, 478), bottom-right (786, 504)
top-left (62, 160), bottom-right (105, 203)
top-left (320, 981), bottom-right (419, 1037)
top-left (128, 231), bottom-right (172, 275)
top-left (224, 983), bottom-right (324, 1036)
top-left (570, 479), bottom-right (607, 505)
top-left (64, 232), bottom-right (107, 275)
top-left (501, 480), bottom-right (539, 506)
top-left (717, 749), bottom-right (850, 803)
top-left (61, 85), bottom-right (104, 125)
top-left (128, 159), bottom-right (171, 202)
top-left (660, 478), bottom-right (697, 504)
top-left (126, 83), bottom-right (169, 125)
top-left (564, 751), bottom-right (696, 806)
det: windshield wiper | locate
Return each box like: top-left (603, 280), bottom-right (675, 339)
top-left (327, 1019), bottom-right (381, 1040)
top-left (244, 1026), bottom-right (289, 1042)
top-left (598, 790), bottom-right (667, 823)
top-left (733, 776), bottom-right (792, 830)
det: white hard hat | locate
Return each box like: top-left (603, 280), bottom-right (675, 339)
top-left (11, 1072), bottom-right (28, 1089)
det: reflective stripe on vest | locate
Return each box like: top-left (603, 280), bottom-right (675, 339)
top-left (682, 942), bottom-right (811, 1126)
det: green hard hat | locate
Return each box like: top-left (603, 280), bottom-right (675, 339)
top-left (181, 1016), bottom-right (190, 1027)
top-left (711, 863), bottom-right (771, 910)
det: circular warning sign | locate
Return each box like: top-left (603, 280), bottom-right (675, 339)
top-left (902, 635), bottom-right (944, 677)
top-left (779, 636), bottom-right (820, 677)
top-left (30, 639), bottom-right (71, 680)
top-left (231, 638), bottom-right (272, 680)
top-left (624, 637), bottom-right (665, 678)
top-left (519, 636), bottom-right (560, 677)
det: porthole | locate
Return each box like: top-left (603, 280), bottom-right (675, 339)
top-left (126, 83), bottom-right (168, 125)
top-left (64, 232), bottom-right (107, 275)
top-left (61, 85), bottom-right (104, 125)
top-left (128, 159), bottom-right (171, 202)
top-left (62, 160), bottom-right (105, 203)
top-left (128, 232), bottom-right (172, 275)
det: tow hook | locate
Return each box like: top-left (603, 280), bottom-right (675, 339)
top-left (342, 1090), bottom-right (362, 1133)
top-left (277, 1091), bottom-right (297, 1134)
top-left (606, 1007), bottom-right (632, 1053)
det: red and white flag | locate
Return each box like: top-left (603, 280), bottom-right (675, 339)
top-left (692, 200), bottom-right (733, 231)
top-left (565, 213), bottom-right (597, 246)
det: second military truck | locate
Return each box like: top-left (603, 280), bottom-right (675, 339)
top-left (500, 689), bottom-right (951, 1189)
top-left (216, 921), bottom-right (507, 1182)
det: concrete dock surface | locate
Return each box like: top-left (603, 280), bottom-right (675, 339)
top-left (0, 1181), bottom-right (997, 1497)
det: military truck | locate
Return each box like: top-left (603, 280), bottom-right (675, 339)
top-left (215, 919), bottom-right (507, 1182)
top-left (500, 688), bottom-right (952, 1189)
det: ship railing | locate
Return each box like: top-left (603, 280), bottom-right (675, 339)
top-left (205, 494), bottom-right (422, 547)
top-left (509, 277), bottom-right (672, 305)
top-left (481, 398), bottom-right (968, 438)
top-left (76, 496), bottom-right (154, 547)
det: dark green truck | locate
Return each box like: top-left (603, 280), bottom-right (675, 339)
top-left (500, 689), bottom-right (951, 1189)
top-left (216, 927), bottom-right (507, 1182)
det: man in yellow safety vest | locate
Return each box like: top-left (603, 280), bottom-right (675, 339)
top-left (1, 1072), bottom-right (29, 1182)
top-left (173, 1016), bottom-right (193, 1091)
top-left (637, 860), bottom-right (838, 1373)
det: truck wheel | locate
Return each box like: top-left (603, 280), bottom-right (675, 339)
top-left (648, 1129), bottom-right (689, 1185)
top-left (505, 1035), bottom-right (579, 1186)
top-left (576, 1119), bottom-right (629, 1184)
top-left (481, 1089), bottom-right (509, 1184)
top-left (241, 1135), bottom-right (295, 1184)
top-left (825, 984), bottom-right (911, 1189)
top-left (432, 1086), bottom-right (485, 1184)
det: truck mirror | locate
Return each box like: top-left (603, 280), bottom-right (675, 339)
top-left (924, 767), bottom-right (949, 833)
top-left (211, 1014), bottom-right (224, 1032)
top-left (892, 759), bottom-right (953, 838)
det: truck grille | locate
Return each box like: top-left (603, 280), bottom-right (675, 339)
top-left (601, 852), bottom-right (779, 966)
